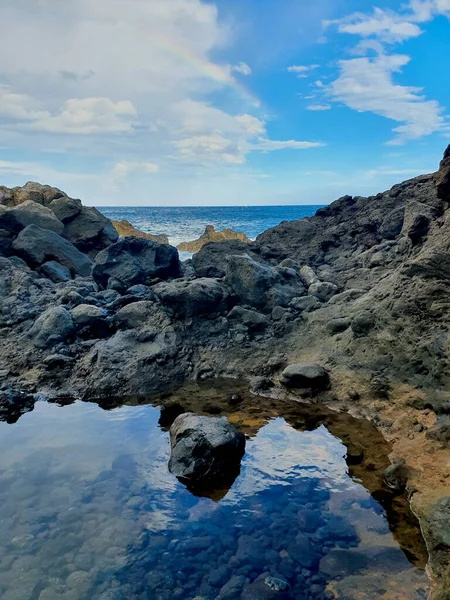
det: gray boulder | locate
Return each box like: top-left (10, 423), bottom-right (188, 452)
top-left (115, 301), bottom-right (170, 330)
top-left (225, 254), bottom-right (305, 310)
top-left (39, 261), bottom-right (72, 283)
top-left (308, 281), bottom-right (338, 302)
top-left (280, 364), bottom-right (330, 391)
top-left (70, 304), bottom-right (109, 338)
top-left (228, 306), bottom-right (269, 332)
top-left (168, 413), bottom-right (246, 492)
top-left (0, 201), bottom-right (64, 235)
top-left (49, 197), bottom-right (82, 224)
top-left (289, 296), bottom-right (322, 313)
top-left (63, 206), bottom-right (118, 255)
top-left (192, 240), bottom-right (255, 278)
top-left (153, 278), bottom-right (227, 317)
top-left (326, 317), bottom-right (351, 335)
top-left (12, 225), bottom-right (93, 276)
top-left (29, 306), bottom-right (75, 348)
top-left (299, 265), bottom-right (319, 287)
top-left (92, 236), bottom-right (182, 291)
top-left (12, 181), bottom-right (66, 206)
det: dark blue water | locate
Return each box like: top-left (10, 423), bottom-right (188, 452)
top-left (97, 206), bottom-right (323, 247)
top-left (0, 398), bottom-right (428, 600)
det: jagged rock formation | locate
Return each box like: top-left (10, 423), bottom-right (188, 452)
top-left (2, 149), bottom-right (450, 597)
top-left (177, 225), bottom-right (250, 253)
top-left (112, 219), bottom-right (169, 244)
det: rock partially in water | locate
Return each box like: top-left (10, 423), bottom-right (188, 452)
top-left (168, 413), bottom-right (245, 497)
top-left (0, 388), bottom-right (35, 424)
top-left (280, 364), bottom-right (330, 391)
top-left (112, 219), bottom-right (169, 244)
top-left (177, 225), bottom-right (250, 254)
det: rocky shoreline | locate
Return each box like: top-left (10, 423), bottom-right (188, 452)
top-left (1, 147), bottom-right (450, 598)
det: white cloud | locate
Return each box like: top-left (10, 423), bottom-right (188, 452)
top-left (325, 1), bottom-right (448, 144)
top-left (112, 161), bottom-right (159, 181)
top-left (329, 54), bottom-right (444, 144)
top-left (329, 7), bottom-right (423, 44)
top-left (256, 139), bottom-right (325, 151)
top-left (307, 104), bottom-right (331, 111)
top-left (287, 64), bottom-right (319, 78)
top-left (0, 90), bottom-right (137, 134)
top-left (232, 62), bottom-right (252, 76)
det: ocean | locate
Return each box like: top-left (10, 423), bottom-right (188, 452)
top-left (97, 205), bottom-right (323, 249)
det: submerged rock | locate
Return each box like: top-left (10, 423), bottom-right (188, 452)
top-left (168, 413), bottom-right (245, 496)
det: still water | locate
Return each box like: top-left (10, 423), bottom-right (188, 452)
top-left (0, 397), bottom-right (428, 600)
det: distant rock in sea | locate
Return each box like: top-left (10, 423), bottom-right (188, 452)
top-left (112, 219), bottom-right (169, 244)
top-left (177, 225), bottom-right (250, 253)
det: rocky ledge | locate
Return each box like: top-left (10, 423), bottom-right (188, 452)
top-left (1, 148), bottom-right (450, 597)
top-left (177, 224), bottom-right (250, 253)
top-left (112, 219), bottom-right (169, 244)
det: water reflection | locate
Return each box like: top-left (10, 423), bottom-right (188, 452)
top-left (0, 395), bottom-right (429, 600)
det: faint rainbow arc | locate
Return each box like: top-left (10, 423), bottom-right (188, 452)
top-left (147, 34), bottom-right (260, 107)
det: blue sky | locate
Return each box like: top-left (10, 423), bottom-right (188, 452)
top-left (0, 0), bottom-right (449, 206)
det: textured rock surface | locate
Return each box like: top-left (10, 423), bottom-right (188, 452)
top-left (112, 219), bottom-right (169, 244)
top-left (92, 236), bottom-right (182, 290)
top-left (12, 225), bottom-right (93, 276)
top-left (168, 413), bottom-right (246, 484)
top-left (177, 225), bottom-right (250, 253)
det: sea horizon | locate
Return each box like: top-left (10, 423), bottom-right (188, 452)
top-left (97, 204), bottom-right (325, 249)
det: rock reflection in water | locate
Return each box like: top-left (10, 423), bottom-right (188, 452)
top-left (0, 393), bottom-right (429, 600)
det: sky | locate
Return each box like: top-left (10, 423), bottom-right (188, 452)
top-left (0, 0), bottom-right (449, 206)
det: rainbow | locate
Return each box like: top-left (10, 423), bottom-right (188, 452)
top-left (149, 34), bottom-right (260, 107)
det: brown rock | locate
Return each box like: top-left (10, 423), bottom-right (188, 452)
top-left (177, 225), bottom-right (250, 253)
top-left (112, 219), bottom-right (168, 244)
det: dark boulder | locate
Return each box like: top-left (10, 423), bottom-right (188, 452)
top-left (0, 228), bottom-right (13, 256)
top-left (92, 236), bottom-right (182, 290)
top-left (280, 364), bottom-right (330, 391)
top-left (228, 306), bottom-right (269, 332)
top-left (49, 197), bottom-right (82, 224)
top-left (153, 278), bottom-right (227, 317)
top-left (29, 306), bottom-right (75, 349)
top-left (12, 225), bottom-right (93, 276)
top-left (39, 261), bottom-right (72, 283)
top-left (192, 240), bottom-right (255, 278)
top-left (63, 206), bottom-right (118, 255)
top-left (0, 201), bottom-right (64, 235)
top-left (168, 413), bottom-right (246, 496)
top-left (70, 304), bottom-right (109, 339)
top-left (326, 317), bottom-right (351, 335)
top-left (0, 389), bottom-right (35, 424)
top-left (225, 254), bottom-right (305, 310)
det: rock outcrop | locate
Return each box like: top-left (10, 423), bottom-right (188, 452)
top-left (92, 236), bottom-right (182, 291)
top-left (112, 219), bottom-right (169, 244)
top-left (177, 225), bottom-right (250, 253)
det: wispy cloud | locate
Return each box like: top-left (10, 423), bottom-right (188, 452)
top-left (324, 1), bottom-right (449, 144)
top-left (307, 104), bottom-right (331, 111)
top-left (287, 64), bottom-right (320, 78)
